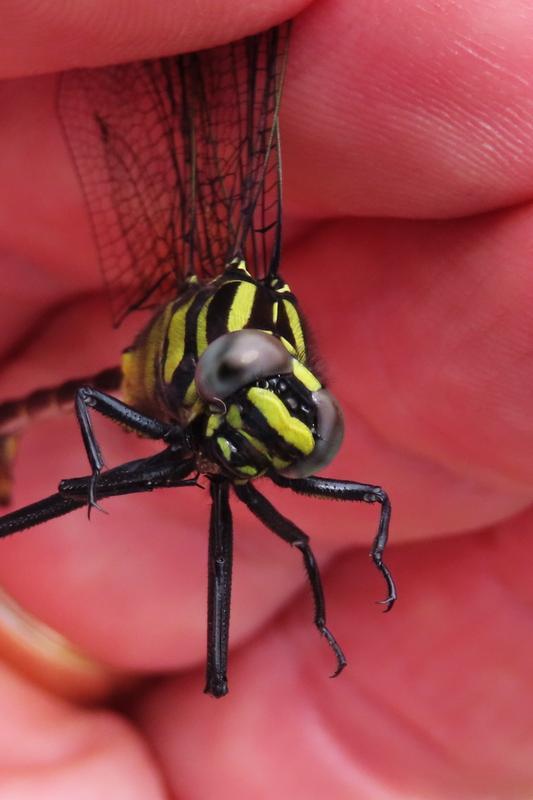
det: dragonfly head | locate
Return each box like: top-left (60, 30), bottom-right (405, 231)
top-left (195, 330), bottom-right (344, 480)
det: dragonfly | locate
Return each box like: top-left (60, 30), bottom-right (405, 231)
top-left (0, 21), bottom-right (396, 697)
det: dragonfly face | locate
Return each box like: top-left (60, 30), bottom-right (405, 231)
top-left (196, 329), bottom-right (344, 481)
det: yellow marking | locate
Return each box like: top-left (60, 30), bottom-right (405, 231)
top-left (121, 349), bottom-right (134, 376)
top-left (196, 296), bottom-right (214, 356)
top-left (122, 303), bottom-right (174, 408)
top-left (185, 398), bottom-right (204, 424)
top-left (164, 296), bottom-right (196, 383)
top-left (293, 360), bottom-right (321, 392)
top-left (275, 281), bottom-right (292, 294)
top-left (240, 430), bottom-right (269, 457)
top-left (280, 337), bottom-right (296, 355)
top-left (226, 404), bottom-right (243, 429)
top-left (283, 299), bottom-right (306, 361)
top-left (228, 281), bottom-right (256, 331)
top-left (238, 465), bottom-right (258, 476)
top-left (272, 455), bottom-right (290, 470)
top-left (183, 379), bottom-right (198, 406)
top-left (272, 301), bottom-right (279, 324)
top-left (143, 305), bottom-right (173, 395)
top-left (206, 414), bottom-right (222, 437)
top-left (2, 435), bottom-right (18, 463)
top-left (0, 434), bottom-right (18, 505)
top-left (120, 349), bottom-right (140, 407)
top-left (216, 437), bottom-right (232, 461)
top-left (247, 388), bottom-right (314, 455)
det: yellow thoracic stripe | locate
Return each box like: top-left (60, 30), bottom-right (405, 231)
top-left (227, 281), bottom-right (257, 331)
top-left (280, 337), bottom-right (296, 355)
top-left (164, 296), bottom-right (195, 383)
top-left (145, 303), bottom-right (174, 392)
top-left (283, 299), bottom-right (306, 361)
top-left (183, 379), bottom-right (198, 406)
top-left (196, 295), bottom-right (214, 356)
top-left (246, 387), bottom-right (314, 455)
top-left (293, 360), bottom-right (321, 392)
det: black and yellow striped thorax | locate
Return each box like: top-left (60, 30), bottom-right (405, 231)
top-left (122, 260), bottom-right (328, 480)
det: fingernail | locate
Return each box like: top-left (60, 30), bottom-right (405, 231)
top-left (0, 588), bottom-right (135, 703)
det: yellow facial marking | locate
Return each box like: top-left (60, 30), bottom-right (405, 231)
top-left (206, 414), bottom-right (222, 437)
top-left (238, 465), bottom-right (258, 476)
top-left (164, 296), bottom-right (195, 383)
top-left (216, 437), bottom-right (232, 461)
top-left (247, 388), bottom-right (314, 455)
top-left (293, 360), bottom-right (321, 392)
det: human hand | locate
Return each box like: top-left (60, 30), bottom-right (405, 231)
top-left (0, 0), bottom-right (532, 796)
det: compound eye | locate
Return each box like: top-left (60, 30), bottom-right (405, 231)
top-left (280, 389), bottom-right (344, 478)
top-left (195, 330), bottom-right (293, 402)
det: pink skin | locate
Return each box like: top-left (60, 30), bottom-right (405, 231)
top-left (0, 0), bottom-right (533, 796)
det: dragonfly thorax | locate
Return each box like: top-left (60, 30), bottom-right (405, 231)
top-left (121, 263), bottom-right (344, 480)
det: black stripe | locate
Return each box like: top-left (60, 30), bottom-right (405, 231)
top-left (238, 397), bottom-right (305, 463)
top-left (247, 289), bottom-right (275, 330)
top-left (163, 288), bottom-right (211, 405)
top-left (206, 282), bottom-right (237, 342)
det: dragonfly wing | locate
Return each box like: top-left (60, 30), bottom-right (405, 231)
top-left (58, 23), bottom-right (290, 326)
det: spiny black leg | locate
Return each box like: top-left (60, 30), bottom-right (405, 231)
top-left (75, 387), bottom-right (184, 514)
top-left (234, 482), bottom-right (346, 678)
top-left (0, 493), bottom-right (85, 537)
top-left (60, 450), bottom-right (197, 501)
top-left (0, 450), bottom-right (196, 538)
top-left (205, 478), bottom-right (233, 698)
top-left (271, 475), bottom-right (397, 611)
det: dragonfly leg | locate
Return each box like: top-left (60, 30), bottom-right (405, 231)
top-left (272, 475), bottom-right (397, 611)
top-left (205, 478), bottom-right (233, 698)
top-left (0, 450), bottom-right (197, 538)
top-left (235, 481), bottom-right (346, 678)
top-left (0, 367), bottom-right (122, 506)
top-left (75, 387), bottom-right (184, 514)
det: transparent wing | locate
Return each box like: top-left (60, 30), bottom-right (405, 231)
top-left (58, 23), bottom-right (290, 326)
